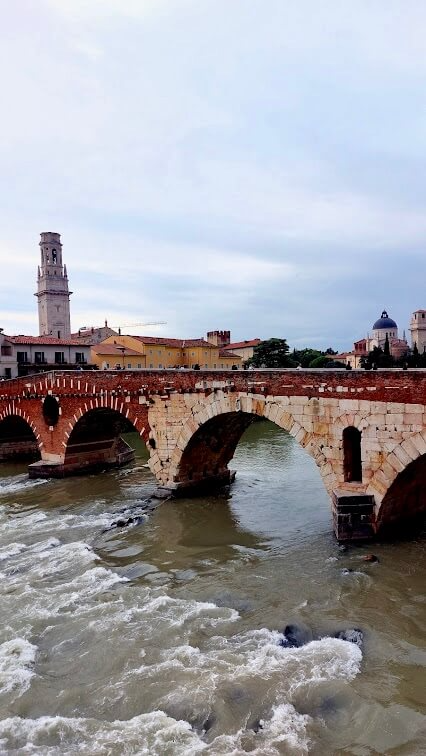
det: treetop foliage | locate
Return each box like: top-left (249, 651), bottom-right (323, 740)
top-left (245, 340), bottom-right (344, 369)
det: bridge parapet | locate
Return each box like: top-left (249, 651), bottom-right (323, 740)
top-left (1, 367), bottom-right (426, 402)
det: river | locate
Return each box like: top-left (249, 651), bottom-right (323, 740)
top-left (0, 420), bottom-right (424, 755)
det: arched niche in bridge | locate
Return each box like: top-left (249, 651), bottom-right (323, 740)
top-left (64, 408), bottom-right (144, 471)
top-left (377, 453), bottom-right (426, 536)
top-left (0, 416), bottom-right (40, 462)
top-left (343, 426), bottom-right (362, 483)
top-left (42, 395), bottom-right (60, 426)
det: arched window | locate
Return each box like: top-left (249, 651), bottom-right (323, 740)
top-left (343, 426), bottom-right (362, 482)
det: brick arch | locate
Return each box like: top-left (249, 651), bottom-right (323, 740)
top-left (368, 431), bottom-right (426, 512)
top-left (60, 400), bottom-right (151, 475)
top-left (0, 406), bottom-right (43, 450)
top-left (61, 394), bottom-right (148, 450)
top-left (161, 392), bottom-right (336, 493)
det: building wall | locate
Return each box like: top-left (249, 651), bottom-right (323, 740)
top-left (0, 334), bottom-right (18, 379)
top-left (223, 345), bottom-right (256, 362)
top-left (13, 343), bottom-right (91, 367)
top-left (410, 310), bottom-right (426, 353)
top-left (206, 330), bottom-right (230, 347)
top-left (97, 335), bottom-right (241, 369)
top-left (94, 353), bottom-right (147, 370)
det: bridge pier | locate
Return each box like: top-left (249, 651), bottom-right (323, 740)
top-left (0, 438), bottom-right (39, 462)
top-left (155, 468), bottom-right (236, 498)
top-left (332, 490), bottom-right (375, 541)
top-left (28, 436), bottom-right (135, 478)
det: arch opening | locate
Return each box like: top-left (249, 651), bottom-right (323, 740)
top-left (64, 408), bottom-right (138, 474)
top-left (0, 416), bottom-right (40, 462)
top-left (176, 411), bottom-right (257, 493)
top-left (343, 426), bottom-right (362, 482)
top-left (377, 453), bottom-right (426, 536)
top-left (174, 410), bottom-right (329, 499)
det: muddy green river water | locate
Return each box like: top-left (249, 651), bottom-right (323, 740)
top-left (0, 421), bottom-right (424, 754)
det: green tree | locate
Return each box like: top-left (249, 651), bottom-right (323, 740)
top-left (361, 345), bottom-right (394, 369)
top-left (292, 348), bottom-right (322, 367)
top-left (246, 338), bottom-right (295, 368)
top-left (384, 334), bottom-right (390, 356)
top-left (309, 355), bottom-right (344, 368)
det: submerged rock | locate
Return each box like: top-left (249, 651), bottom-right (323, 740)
top-left (104, 513), bottom-right (148, 532)
top-left (166, 706), bottom-right (215, 736)
top-left (361, 554), bottom-right (379, 563)
top-left (280, 623), bottom-right (313, 648)
top-left (334, 628), bottom-right (363, 648)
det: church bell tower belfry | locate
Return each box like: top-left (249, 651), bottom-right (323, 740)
top-left (35, 232), bottom-right (72, 339)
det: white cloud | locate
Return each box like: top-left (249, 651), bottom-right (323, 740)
top-left (0, 1), bottom-right (425, 348)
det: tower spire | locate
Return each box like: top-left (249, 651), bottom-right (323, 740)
top-left (35, 232), bottom-right (72, 339)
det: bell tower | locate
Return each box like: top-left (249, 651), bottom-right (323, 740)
top-left (35, 232), bottom-right (72, 339)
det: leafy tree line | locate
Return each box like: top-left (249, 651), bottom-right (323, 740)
top-left (244, 338), bottom-right (343, 369)
top-left (245, 337), bottom-right (426, 370)
top-left (360, 342), bottom-right (426, 369)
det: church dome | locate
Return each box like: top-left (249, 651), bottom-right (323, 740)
top-left (372, 310), bottom-right (397, 330)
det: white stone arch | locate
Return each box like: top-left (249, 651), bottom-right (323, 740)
top-left (161, 391), bottom-right (338, 493)
top-left (367, 431), bottom-right (426, 511)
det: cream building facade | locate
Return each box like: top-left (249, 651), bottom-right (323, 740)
top-left (410, 310), bottom-right (426, 354)
top-left (92, 334), bottom-right (242, 370)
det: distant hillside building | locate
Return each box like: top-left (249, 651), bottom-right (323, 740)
top-left (410, 310), bottom-right (426, 354)
top-left (334, 310), bottom-right (409, 367)
top-left (35, 232), bottom-right (72, 339)
top-left (365, 310), bottom-right (409, 359)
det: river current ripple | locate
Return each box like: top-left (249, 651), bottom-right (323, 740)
top-left (0, 422), bottom-right (424, 755)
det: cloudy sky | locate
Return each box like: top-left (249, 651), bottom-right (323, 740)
top-left (1, 0), bottom-right (425, 350)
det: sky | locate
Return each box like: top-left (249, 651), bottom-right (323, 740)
top-left (0, 0), bottom-right (425, 350)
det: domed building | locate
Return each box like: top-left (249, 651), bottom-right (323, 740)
top-left (334, 308), bottom-right (409, 368)
top-left (369, 311), bottom-right (398, 349)
top-left (365, 310), bottom-right (409, 359)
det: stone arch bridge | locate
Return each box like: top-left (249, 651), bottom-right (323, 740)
top-left (0, 369), bottom-right (425, 541)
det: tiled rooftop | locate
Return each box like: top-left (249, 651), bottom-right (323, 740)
top-left (222, 339), bottom-right (261, 350)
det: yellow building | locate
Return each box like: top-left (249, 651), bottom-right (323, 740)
top-left (91, 343), bottom-right (147, 370)
top-left (91, 334), bottom-right (242, 370)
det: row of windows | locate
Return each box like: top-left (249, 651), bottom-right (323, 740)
top-left (147, 350), bottom-right (211, 357)
top-left (15, 351), bottom-right (87, 365)
top-left (103, 363), bottom-right (236, 370)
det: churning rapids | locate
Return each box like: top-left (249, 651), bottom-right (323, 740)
top-left (0, 421), bottom-right (424, 755)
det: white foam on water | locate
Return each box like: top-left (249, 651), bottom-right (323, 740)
top-left (0, 537), bottom-right (128, 628)
top-left (0, 707), bottom-right (312, 755)
top-left (0, 638), bottom-right (37, 697)
top-left (0, 542), bottom-right (27, 561)
top-left (0, 476), bottom-right (49, 496)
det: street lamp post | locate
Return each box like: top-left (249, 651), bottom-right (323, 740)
top-left (117, 346), bottom-right (126, 370)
